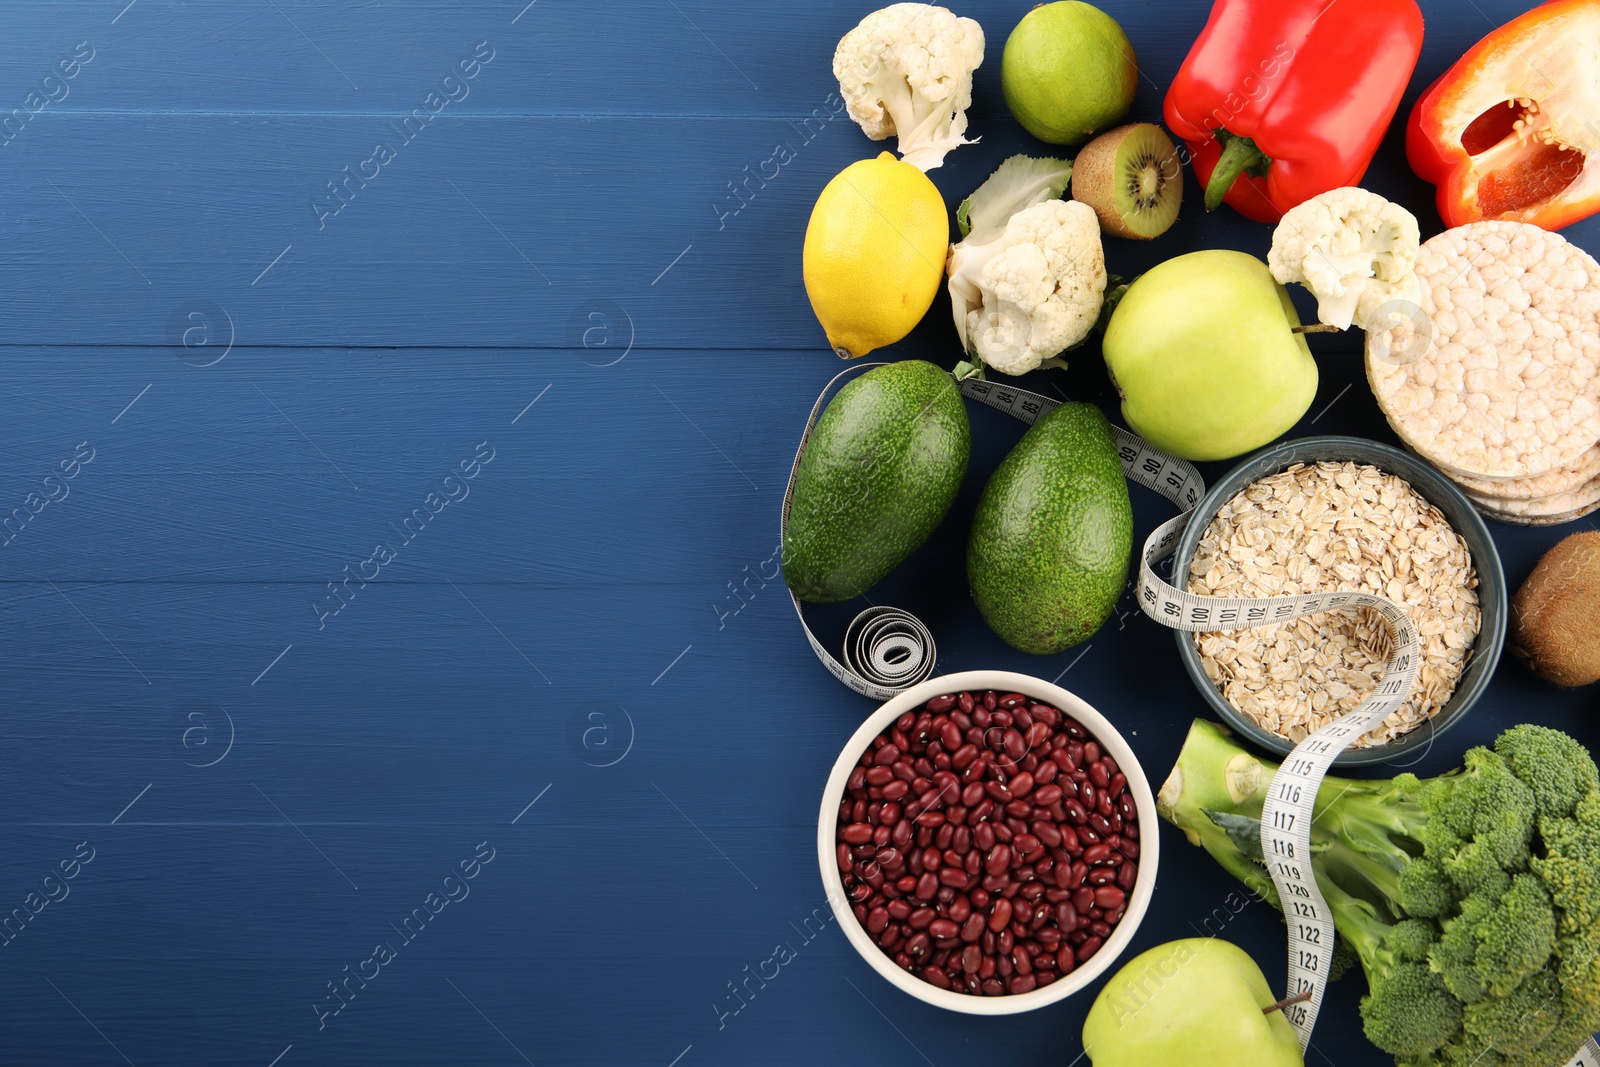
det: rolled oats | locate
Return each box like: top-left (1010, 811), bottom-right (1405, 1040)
top-left (1188, 462), bottom-right (1481, 747)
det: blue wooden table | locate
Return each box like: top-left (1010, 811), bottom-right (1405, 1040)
top-left (2, 2), bottom-right (1595, 1064)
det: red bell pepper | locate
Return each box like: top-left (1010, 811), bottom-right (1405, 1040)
top-left (1164, 0), bottom-right (1425, 223)
top-left (1407, 0), bottom-right (1600, 231)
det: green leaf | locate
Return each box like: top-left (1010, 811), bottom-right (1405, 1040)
top-left (958, 155), bottom-right (1073, 244)
top-left (1206, 809), bottom-right (1265, 862)
top-left (952, 359), bottom-right (986, 381)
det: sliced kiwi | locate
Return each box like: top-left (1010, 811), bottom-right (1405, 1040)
top-left (1071, 123), bottom-right (1182, 240)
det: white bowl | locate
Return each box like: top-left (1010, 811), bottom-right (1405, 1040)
top-left (817, 669), bottom-right (1159, 1015)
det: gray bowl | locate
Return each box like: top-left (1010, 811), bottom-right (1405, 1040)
top-left (1172, 436), bottom-right (1507, 767)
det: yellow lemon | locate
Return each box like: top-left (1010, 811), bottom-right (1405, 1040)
top-left (803, 152), bottom-right (949, 360)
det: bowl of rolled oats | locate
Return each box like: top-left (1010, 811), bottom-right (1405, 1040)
top-left (1173, 437), bottom-right (1507, 766)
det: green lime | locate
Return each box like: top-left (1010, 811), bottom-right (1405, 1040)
top-left (1001, 1), bottom-right (1139, 146)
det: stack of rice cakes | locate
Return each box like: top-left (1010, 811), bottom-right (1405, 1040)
top-left (1366, 221), bottom-right (1600, 526)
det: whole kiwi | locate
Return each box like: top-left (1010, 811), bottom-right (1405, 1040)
top-left (1511, 531), bottom-right (1600, 687)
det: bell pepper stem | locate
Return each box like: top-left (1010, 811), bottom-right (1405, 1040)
top-left (1205, 133), bottom-right (1272, 212)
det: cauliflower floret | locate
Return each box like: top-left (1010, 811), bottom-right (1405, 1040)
top-left (833, 3), bottom-right (984, 172)
top-left (1269, 186), bottom-right (1423, 332)
top-left (948, 199), bottom-right (1106, 375)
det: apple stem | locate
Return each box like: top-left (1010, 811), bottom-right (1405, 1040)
top-left (1262, 990), bottom-right (1314, 1016)
top-left (1292, 324), bottom-right (1342, 335)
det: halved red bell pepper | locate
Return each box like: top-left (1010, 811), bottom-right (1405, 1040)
top-left (1408, 0), bottom-right (1600, 231)
top-left (1164, 0), bottom-right (1425, 223)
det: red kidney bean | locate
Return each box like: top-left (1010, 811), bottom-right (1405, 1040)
top-left (959, 912), bottom-right (986, 942)
top-left (1116, 862), bottom-right (1138, 892)
top-left (1087, 868), bottom-right (1117, 888)
top-left (1076, 825), bottom-right (1100, 847)
top-left (842, 823), bottom-right (872, 845)
top-left (1026, 721), bottom-right (1052, 749)
top-left (881, 780), bottom-right (910, 802)
top-left (973, 823), bottom-right (996, 852)
top-left (1089, 920), bottom-right (1111, 938)
top-left (961, 944), bottom-right (982, 974)
top-left (1076, 936), bottom-right (1104, 964)
top-left (1063, 799), bottom-right (1089, 825)
top-left (867, 906), bottom-right (890, 934)
top-left (1088, 761), bottom-right (1110, 790)
top-left (1089, 813), bottom-right (1114, 837)
top-left (951, 744), bottom-right (979, 770)
top-left (909, 907), bottom-right (936, 930)
top-left (1009, 771), bottom-right (1036, 799)
top-left (988, 897), bottom-right (1013, 931)
top-left (1031, 784), bottom-right (1063, 807)
top-left (929, 917), bottom-right (960, 940)
top-left (926, 694), bottom-right (956, 713)
top-left (938, 721), bottom-right (962, 751)
top-left (984, 844), bottom-right (1011, 875)
top-left (1094, 886), bottom-right (1125, 910)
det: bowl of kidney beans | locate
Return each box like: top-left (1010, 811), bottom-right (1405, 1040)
top-left (818, 670), bottom-right (1158, 1014)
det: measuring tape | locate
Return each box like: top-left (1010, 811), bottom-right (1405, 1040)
top-left (787, 371), bottom-right (1598, 1060)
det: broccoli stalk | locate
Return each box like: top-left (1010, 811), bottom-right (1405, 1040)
top-left (1158, 719), bottom-right (1600, 1067)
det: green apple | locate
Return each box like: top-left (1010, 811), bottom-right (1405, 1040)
top-left (1083, 938), bottom-right (1304, 1067)
top-left (1102, 250), bottom-right (1318, 462)
top-left (1001, 2), bottom-right (1138, 146)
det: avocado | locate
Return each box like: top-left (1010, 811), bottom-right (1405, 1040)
top-left (968, 402), bottom-right (1132, 654)
top-left (783, 361), bottom-right (970, 604)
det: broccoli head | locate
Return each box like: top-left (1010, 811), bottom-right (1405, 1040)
top-left (1158, 720), bottom-right (1600, 1067)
